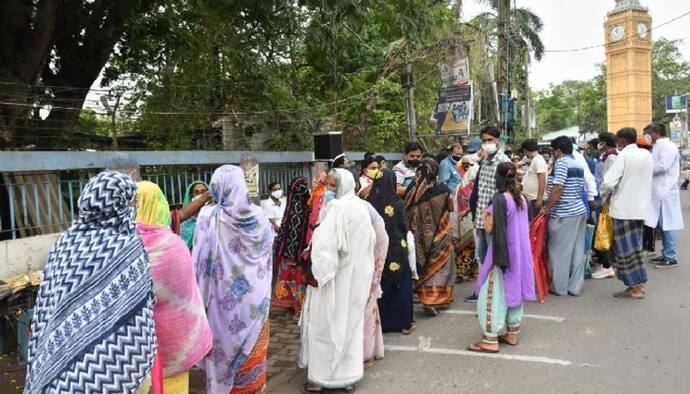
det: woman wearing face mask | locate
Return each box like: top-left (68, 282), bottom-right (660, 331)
top-left (358, 154), bottom-right (382, 199)
top-left (180, 180), bottom-right (209, 250)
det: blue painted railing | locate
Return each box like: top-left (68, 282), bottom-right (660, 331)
top-left (1, 151), bottom-right (401, 239)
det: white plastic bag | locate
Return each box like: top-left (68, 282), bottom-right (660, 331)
top-left (407, 231), bottom-right (418, 280)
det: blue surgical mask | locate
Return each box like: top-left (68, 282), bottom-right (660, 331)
top-left (324, 189), bottom-right (336, 202)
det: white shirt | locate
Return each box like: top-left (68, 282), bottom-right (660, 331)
top-left (573, 150), bottom-right (598, 201)
top-left (521, 154), bottom-right (548, 201)
top-left (600, 144), bottom-right (653, 221)
top-left (260, 197), bottom-right (286, 231)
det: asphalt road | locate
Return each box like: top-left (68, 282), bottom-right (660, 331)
top-left (270, 196), bottom-right (690, 394)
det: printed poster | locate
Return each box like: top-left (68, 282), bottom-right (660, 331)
top-left (434, 83), bottom-right (473, 136)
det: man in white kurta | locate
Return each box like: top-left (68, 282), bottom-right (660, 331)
top-left (645, 122), bottom-right (684, 267)
top-left (299, 169), bottom-right (376, 391)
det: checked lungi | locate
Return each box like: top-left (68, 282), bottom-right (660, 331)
top-left (612, 219), bottom-right (648, 287)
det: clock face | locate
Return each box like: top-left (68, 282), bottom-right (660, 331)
top-left (611, 25), bottom-right (625, 42)
top-left (637, 23), bottom-right (648, 39)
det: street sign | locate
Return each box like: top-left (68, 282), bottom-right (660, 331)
top-left (670, 115), bottom-right (682, 144)
top-left (665, 94), bottom-right (688, 114)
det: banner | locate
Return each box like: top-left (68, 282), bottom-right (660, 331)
top-left (240, 154), bottom-right (260, 202)
top-left (434, 83), bottom-right (473, 136)
top-left (438, 57), bottom-right (470, 88)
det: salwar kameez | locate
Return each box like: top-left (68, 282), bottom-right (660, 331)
top-left (477, 268), bottom-right (524, 343)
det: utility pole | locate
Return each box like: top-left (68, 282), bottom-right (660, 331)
top-left (524, 50), bottom-right (532, 138)
top-left (496, 0), bottom-right (510, 128)
top-left (403, 61), bottom-right (417, 141)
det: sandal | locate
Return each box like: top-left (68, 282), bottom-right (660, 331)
top-left (344, 385), bottom-right (356, 393)
top-left (467, 342), bottom-right (499, 353)
top-left (401, 323), bottom-right (417, 336)
top-left (423, 306), bottom-right (438, 316)
top-left (363, 359), bottom-right (374, 369)
top-left (613, 288), bottom-right (644, 299)
top-left (498, 335), bottom-right (518, 346)
top-left (302, 383), bottom-right (322, 393)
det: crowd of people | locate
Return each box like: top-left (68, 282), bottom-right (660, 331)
top-left (22, 122), bottom-right (685, 393)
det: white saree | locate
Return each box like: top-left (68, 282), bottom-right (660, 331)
top-left (299, 169), bottom-right (376, 388)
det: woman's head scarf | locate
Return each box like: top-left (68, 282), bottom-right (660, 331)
top-left (25, 171), bottom-right (156, 393)
top-left (180, 180), bottom-right (208, 250)
top-left (275, 177), bottom-right (311, 262)
top-left (404, 157), bottom-right (439, 208)
top-left (135, 182), bottom-right (212, 377)
top-left (367, 168), bottom-right (409, 282)
top-left (183, 180), bottom-right (208, 206)
top-left (192, 165), bottom-right (273, 393)
top-left (136, 181), bottom-right (171, 226)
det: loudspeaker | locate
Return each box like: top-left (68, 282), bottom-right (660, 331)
top-left (314, 132), bottom-right (343, 161)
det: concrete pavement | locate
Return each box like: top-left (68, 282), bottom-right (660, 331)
top-left (269, 197), bottom-right (690, 393)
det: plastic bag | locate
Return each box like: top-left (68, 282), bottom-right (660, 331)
top-left (594, 201), bottom-right (613, 252)
top-left (407, 231), bottom-right (418, 280)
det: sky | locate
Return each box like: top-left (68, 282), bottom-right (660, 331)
top-left (462, 0), bottom-right (690, 91)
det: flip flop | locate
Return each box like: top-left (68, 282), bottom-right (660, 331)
top-left (423, 306), bottom-right (438, 316)
top-left (466, 342), bottom-right (499, 353)
top-left (363, 359), bottom-right (375, 369)
top-left (302, 383), bottom-right (322, 393)
top-left (344, 385), bottom-right (356, 393)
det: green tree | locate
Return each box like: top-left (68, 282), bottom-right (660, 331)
top-left (651, 38), bottom-right (690, 124)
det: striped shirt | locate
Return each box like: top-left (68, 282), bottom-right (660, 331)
top-left (547, 155), bottom-right (586, 218)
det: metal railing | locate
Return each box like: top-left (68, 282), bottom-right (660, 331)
top-left (1, 164), bottom-right (312, 239)
top-left (0, 150), bottom-right (401, 239)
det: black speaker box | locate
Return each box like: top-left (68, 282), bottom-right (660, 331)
top-left (314, 132), bottom-right (343, 161)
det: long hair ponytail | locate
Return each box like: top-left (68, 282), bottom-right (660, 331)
top-left (495, 162), bottom-right (523, 209)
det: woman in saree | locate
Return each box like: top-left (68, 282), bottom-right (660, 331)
top-left (135, 181), bottom-right (213, 393)
top-left (455, 155), bottom-right (480, 282)
top-left (25, 172), bottom-right (157, 393)
top-left (367, 168), bottom-right (415, 334)
top-left (193, 165), bottom-right (273, 394)
top-left (273, 177), bottom-right (311, 317)
top-left (180, 180), bottom-right (209, 250)
top-left (404, 158), bottom-right (455, 316)
top-left (361, 197), bottom-right (388, 368)
top-left (467, 162), bottom-right (535, 353)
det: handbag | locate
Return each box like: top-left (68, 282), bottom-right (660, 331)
top-left (593, 201), bottom-right (613, 252)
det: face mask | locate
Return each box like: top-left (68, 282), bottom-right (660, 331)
top-left (451, 154), bottom-right (462, 162)
top-left (366, 168), bottom-right (380, 179)
top-left (192, 194), bottom-right (203, 202)
top-left (324, 189), bottom-right (336, 202)
top-left (482, 143), bottom-right (498, 155)
top-left (407, 159), bottom-right (421, 168)
top-left (271, 190), bottom-right (283, 199)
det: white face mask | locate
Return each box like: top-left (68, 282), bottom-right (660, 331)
top-left (482, 143), bottom-right (498, 155)
top-left (271, 190), bottom-right (283, 199)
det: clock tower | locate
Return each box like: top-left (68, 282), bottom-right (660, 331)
top-left (604, 0), bottom-right (652, 135)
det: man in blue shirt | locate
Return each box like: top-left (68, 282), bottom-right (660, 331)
top-left (541, 136), bottom-right (587, 296)
top-left (439, 142), bottom-right (464, 193)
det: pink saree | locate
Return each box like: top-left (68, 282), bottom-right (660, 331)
top-left (363, 202), bottom-right (389, 362)
top-left (137, 223), bottom-right (213, 377)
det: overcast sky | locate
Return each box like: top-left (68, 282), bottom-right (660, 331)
top-left (462, 0), bottom-right (690, 91)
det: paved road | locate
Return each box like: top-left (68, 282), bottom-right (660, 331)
top-left (269, 196), bottom-right (690, 393)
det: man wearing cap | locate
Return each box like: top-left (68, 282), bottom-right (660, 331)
top-left (521, 139), bottom-right (548, 221)
top-left (645, 122), bottom-right (684, 268)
